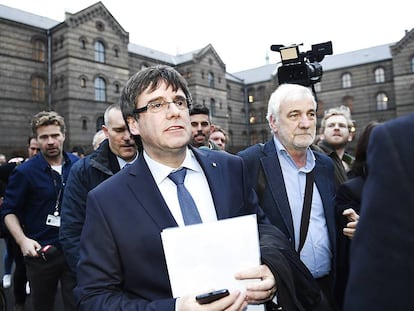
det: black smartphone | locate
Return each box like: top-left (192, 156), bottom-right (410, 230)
top-left (196, 289), bottom-right (230, 304)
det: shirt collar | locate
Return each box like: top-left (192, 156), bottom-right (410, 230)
top-left (117, 152), bottom-right (139, 169)
top-left (273, 136), bottom-right (315, 173)
top-left (143, 147), bottom-right (201, 185)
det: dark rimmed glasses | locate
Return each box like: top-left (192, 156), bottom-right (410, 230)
top-left (133, 97), bottom-right (192, 114)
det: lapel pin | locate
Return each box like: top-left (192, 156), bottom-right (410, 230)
top-left (212, 162), bottom-right (217, 167)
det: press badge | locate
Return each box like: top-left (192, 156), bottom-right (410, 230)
top-left (46, 214), bottom-right (61, 227)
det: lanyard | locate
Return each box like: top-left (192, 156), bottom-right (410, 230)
top-left (51, 167), bottom-right (64, 217)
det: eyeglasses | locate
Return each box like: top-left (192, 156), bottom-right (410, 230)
top-left (133, 97), bottom-right (192, 114)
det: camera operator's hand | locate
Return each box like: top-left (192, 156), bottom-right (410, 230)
top-left (19, 237), bottom-right (41, 258)
top-left (176, 290), bottom-right (247, 311)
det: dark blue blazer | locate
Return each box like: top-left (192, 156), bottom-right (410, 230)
top-left (344, 113), bottom-right (414, 310)
top-left (75, 147), bottom-right (268, 310)
top-left (238, 140), bottom-right (336, 264)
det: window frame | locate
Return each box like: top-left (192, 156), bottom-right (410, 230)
top-left (94, 40), bottom-right (105, 63)
top-left (94, 77), bottom-right (106, 102)
top-left (376, 92), bottom-right (388, 111)
top-left (33, 39), bottom-right (45, 62)
top-left (341, 72), bottom-right (352, 88)
top-left (374, 67), bottom-right (385, 83)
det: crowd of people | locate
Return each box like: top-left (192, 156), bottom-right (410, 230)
top-left (0, 64), bottom-right (412, 311)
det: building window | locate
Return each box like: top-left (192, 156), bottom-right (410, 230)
top-left (248, 88), bottom-right (255, 103)
top-left (96, 21), bottom-right (105, 32)
top-left (94, 77), bottom-right (106, 102)
top-left (32, 77), bottom-right (45, 101)
top-left (249, 109), bottom-right (256, 124)
top-left (183, 69), bottom-right (192, 79)
top-left (210, 98), bottom-right (216, 116)
top-left (60, 76), bottom-right (64, 88)
top-left (54, 76), bottom-right (58, 89)
top-left (114, 83), bottom-right (120, 93)
top-left (374, 67), bottom-right (385, 83)
top-left (411, 56), bottom-right (414, 72)
top-left (96, 116), bottom-right (104, 131)
top-left (80, 38), bottom-right (86, 49)
top-left (256, 86), bottom-right (265, 101)
top-left (228, 106), bottom-right (232, 122)
top-left (341, 73), bottom-right (352, 88)
top-left (33, 39), bottom-right (45, 62)
top-left (80, 77), bottom-right (87, 88)
top-left (82, 119), bottom-right (88, 130)
top-left (260, 108), bottom-right (266, 123)
top-left (376, 92), bottom-right (388, 110)
top-left (208, 72), bottom-right (215, 88)
top-left (114, 48), bottom-right (119, 57)
top-left (95, 41), bottom-right (105, 63)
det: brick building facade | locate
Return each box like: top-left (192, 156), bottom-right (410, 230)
top-left (1, 2), bottom-right (413, 156)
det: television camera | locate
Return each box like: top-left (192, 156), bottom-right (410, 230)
top-left (270, 41), bottom-right (333, 88)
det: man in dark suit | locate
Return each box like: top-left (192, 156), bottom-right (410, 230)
top-left (343, 113), bottom-right (414, 310)
top-left (75, 65), bottom-right (326, 311)
top-left (238, 83), bottom-right (336, 308)
top-left (60, 103), bottom-right (138, 276)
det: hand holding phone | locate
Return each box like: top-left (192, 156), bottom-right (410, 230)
top-left (196, 289), bottom-right (230, 304)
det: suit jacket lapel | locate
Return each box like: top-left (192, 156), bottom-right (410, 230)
top-left (313, 155), bottom-right (336, 245)
top-left (191, 147), bottom-right (230, 220)
top-left (261, 141), bottom-right (295, 239)
top-left (125, 154), bottom-right (178, 230)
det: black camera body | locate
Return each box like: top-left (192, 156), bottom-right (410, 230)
top-left (271, 41), bottom-right (333, 87)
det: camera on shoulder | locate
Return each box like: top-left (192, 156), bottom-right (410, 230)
top-left (270, 41), bottom-right (333, 87)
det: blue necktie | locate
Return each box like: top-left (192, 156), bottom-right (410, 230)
top-left (168, 168), bottom-right (202, 225)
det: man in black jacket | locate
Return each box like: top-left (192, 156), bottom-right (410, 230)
top-left (59, 103), bottom-right (138, 275)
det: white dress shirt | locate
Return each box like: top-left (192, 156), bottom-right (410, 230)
top-left (143, 148), bottom-right (217, 227)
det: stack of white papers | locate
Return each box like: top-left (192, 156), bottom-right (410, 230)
top-left (161, 214), bottom-right (264, 311)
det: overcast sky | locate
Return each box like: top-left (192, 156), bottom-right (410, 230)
top-left (1, 0), bottom-right (412, 73)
